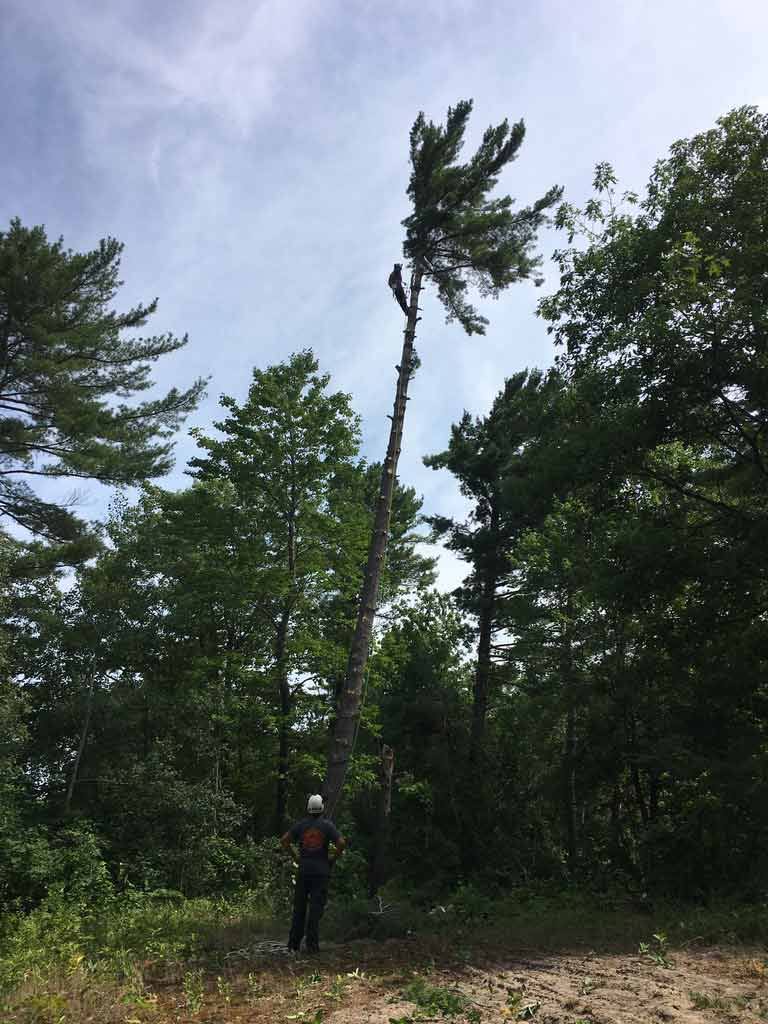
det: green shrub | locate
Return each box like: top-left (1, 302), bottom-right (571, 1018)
top-left (246, 838), bottom-right (295, 917)
top-left (402, 975), bottom-right (469, 1016)
top-left (52, 825), bottom-right (115, 909)
top-left (451, 882), bottom-right (494, 923)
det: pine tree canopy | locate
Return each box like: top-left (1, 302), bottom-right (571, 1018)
top-left (0, 219), bottom-right (207, 548)
top-left (402, 99), bottom-right (563, 335)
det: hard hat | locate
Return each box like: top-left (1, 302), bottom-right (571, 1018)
top-left (307, 794), bottom-right (324, 814)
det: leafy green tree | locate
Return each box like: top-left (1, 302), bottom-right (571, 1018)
top-left (415, 109), bottom-right (768, 892)
top-left (425, 369), bottom-right (562, 760)
top-left (80, 485), bottom-right (276, 887)
top-left (0, 534), bottom-right (60, 908)
top-left (325, 98), bottom-right (562, 812)
top-left (0, 218), bottom-right (205, 557)
top-left (189, 350), bottom-right (362, 831)
top-left (13, 351), bottom-right (435, 891)
top-left (540, 107), bottom-right (768, 518)
top-left (189, 352), bottom-right (435, 830)
top-left (364, 591), bottom-right (472, 892)
top-left (507, 105), bottom-right (768, 891)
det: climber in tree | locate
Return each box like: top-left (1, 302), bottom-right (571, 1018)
top-left (388, 262), bottom-right (411, 316)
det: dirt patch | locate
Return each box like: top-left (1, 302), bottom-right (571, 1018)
top-left (4, 937), bottom-right (766, 1022)
top-left (311, 946), bottom-right (768, 1024)
top-left (137, 940), bottom-right (768, 1024)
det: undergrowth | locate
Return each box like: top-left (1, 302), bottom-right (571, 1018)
top-left (2, 884), bottom-right (767, 1022)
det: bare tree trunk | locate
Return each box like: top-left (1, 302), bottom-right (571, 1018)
top-left (142, 692), bottom-right (149, 761)
top-left (564, 698), bottom-right (577, 866)
top-left (274, 507), bottom-right (297, 835)
top-left (324, 266), bottom-right (424, 813)
top-left (627, 708), bottom-right (649, 827)
top-left (560, 595), bottom-right (578, 869)
top-left (649, 769), bottom-right (660, 822)
top-left (463, 558), bottom-right (497, 875)
top-left (631, 761), bottom-right (649, 826)
top-left (65, 674), bottom-right (95, 815)
top-left (274, 603), bottom-right (292, 834)
top-left (368, 742), bottom-right (395, 897)
top-left (610, 784), bottom-right (621, 852)
top-left (469, 522), bottom-right (498, 762)
top-left (646, 681), bottom-right (660, 823)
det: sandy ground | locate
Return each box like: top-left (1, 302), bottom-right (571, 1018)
top-left (332, 948), bottom-right (768, 1024)
top-left (143, 938), bottom-right (768, 1024)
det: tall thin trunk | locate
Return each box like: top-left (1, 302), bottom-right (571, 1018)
top-left (142, 691), bottom-right (149, 761)
top-left (560, 595), bottom-right (578, 868)
top-left (627, 708), bottom-right (649, 826)
top-left (65, 674), bottom-right (95, 815)
top-left (274, 507), bottom-right (297, 835)
top-left (212, 664), bottom-right (225, 836)
top-left (610, 784), bottom-right (621, 851)
top-left (324, 266), bottom-right (424, 813)
top-left (469, 512), bottom-right (499, 761)
top-left (631, 761), bottom-right (649, 826)
top-left (649, 769), bottom-right (660, 822)
top-left (463, 552), bottom-right (498, 876)
top-left (214, 672), bottom-right (223, 797)
top-left (646, 679), bottom-right (660, 823)
top-left (564, 698), bottom-right (577, 866)
top-left (274, 603), bottom-right (291, 834)
top-left (368, 742), bottom-right (395, 897)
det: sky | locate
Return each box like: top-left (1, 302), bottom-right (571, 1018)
top-left (2, 0), bottom-right (766, 592)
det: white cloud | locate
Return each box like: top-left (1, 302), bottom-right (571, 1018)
top-left (44, 0), bottom-right (325, 136)
top-left (3, 0), bottom-right (768, 591)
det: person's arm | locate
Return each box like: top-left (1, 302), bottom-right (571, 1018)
top-left (331, 835), bottom-right (346, 863)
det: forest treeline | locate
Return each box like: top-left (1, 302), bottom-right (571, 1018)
top-left (1, 105), bottom-right (767, 914)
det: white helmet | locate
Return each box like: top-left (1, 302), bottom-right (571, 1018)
top-left (307, 794), bottom-right (324, 814)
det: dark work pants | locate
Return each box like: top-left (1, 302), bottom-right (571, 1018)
top-left (289, 872), bottom-right (329, 951)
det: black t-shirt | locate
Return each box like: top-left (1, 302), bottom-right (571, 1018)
top-left (289, 816), bottom-right (341, 876)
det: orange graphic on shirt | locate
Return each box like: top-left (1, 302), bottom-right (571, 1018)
top-left (301, 828), bottom-right (325, 854)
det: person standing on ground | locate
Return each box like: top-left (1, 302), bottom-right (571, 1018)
top-left (281, 794), bottom-right (346, 954)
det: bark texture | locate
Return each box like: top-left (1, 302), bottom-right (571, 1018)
top-left (324, 267), bottom-right (423, 813)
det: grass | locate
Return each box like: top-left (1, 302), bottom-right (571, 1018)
top-left (2, 887), bottom-right (768, 1022)
top-left (689, 989), bottom-right (733, 1010)
top-left (469, 890), bottom-right (768, 956)
top-left (0, 888), bottom-right (285, 1022)
top-left (182, 967), bottom-right (205, 1013)
top-left (401, 974), bottom-right (472, 1016)
top-left (638, 931), bottom-right (672, 967)
top-left (688, 989), bottom-right (762, 1014)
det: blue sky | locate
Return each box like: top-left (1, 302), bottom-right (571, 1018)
top-left (2, 0), bottom-right (766, 590)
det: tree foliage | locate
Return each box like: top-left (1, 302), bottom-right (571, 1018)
top-left (3, 108), bottom-right (768, 911)
top-left (403, 99), bottom-right (562, 334)
top-left (0, 219), bottom-right (205, 553)
top-left (428, 105), bottom-right (768, 893)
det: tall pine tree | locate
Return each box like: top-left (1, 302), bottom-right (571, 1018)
top-left (324, 100), bottom-right (561, 812)
top-left (0, 219), bottom-right (205, 562)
